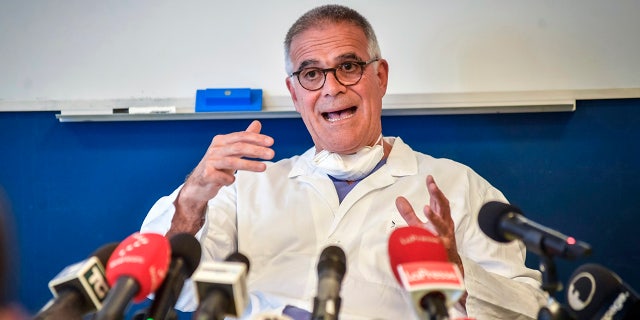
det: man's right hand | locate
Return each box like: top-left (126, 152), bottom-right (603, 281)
top-left (168, 120), bottom-right (275, 236)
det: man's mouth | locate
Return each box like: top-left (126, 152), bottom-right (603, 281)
top-left (322, 106), bottom-right (357, 122)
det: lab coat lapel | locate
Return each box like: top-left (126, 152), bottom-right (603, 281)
top-left (289, 148), bottom-right (341, 237)
top-left (329, 137), bottom-right (417, 235)
top-left (329, 167), bottom-right (397, 233)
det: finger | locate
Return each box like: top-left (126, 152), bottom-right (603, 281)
top-left (212, 130), bottom-right (274, 149)
top-left (207, 130), bottom-right (275, 164)
top-left (207, 156), bottom-right (268, 173)
top-left (245, 119), bottom-right (262, 134)
top-left (211, 120), bottom-right (273, 148)
top-left (245, 120), bottom-right (275, 148)
top-left (211, 141), bottom-right (275, 161)
top-left (426, 175), bottom-right (449, 216)
top-left (395, 196), bottom-right (424, 226)
top-left (424, 175), bottom-right (454, 237)
top-left (424, 205), bottom-right (447, 234)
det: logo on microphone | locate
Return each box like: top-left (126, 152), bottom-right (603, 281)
top-left (399, 261), bottom-right (463, 288)
top-left (115, 232), bottom-right (150, 257)
top-left (602, 291), bottom-right (630, 320)
top-left (567, 271), bottom-right (596, 311)
top-left (84, 264), bottom-right (109, 300)
top-left (399, 234), bottom-right (440, 246)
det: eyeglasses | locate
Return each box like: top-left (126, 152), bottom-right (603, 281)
top-left (290, 58), bottom-right (379, 91)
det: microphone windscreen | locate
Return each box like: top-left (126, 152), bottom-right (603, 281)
top-left (169, 233), bottom-right (202, 276)
top-left (225, 252), bottom-right (251, 272)
top-left (317, 245), bottom-right (346, 279)
top-left (92, 242), bottom-right (119, 266)
top-left (105, 232), bottom-right (171, 302)
top-left (387, 226), bottom-right (447, 283)
top-left (478, 201), bottom-right (523, 243)
top-left (566, 263), bottom-right (640, 319)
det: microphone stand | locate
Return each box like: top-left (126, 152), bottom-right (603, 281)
top-left (540, 254), bottom-right (562, 296)
top-left (536, 254), bottom-right (575, 320)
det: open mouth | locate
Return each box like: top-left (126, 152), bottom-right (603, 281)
top-left (322, 106), bottom-right (357, 122)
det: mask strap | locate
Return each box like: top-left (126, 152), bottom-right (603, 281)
top-left (375, 134), bottom-right (383, 147)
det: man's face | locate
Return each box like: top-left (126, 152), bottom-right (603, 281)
top-left (286, 22), bottom-right (389, 154)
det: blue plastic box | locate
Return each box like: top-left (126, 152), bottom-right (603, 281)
top-left (195, 88), bottom-right (262, 112)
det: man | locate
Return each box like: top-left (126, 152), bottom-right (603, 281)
top-left (141, 4), bottom-right (547, 319)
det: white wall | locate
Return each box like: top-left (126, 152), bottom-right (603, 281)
top-left (1, 0), bottom-right (639, 106)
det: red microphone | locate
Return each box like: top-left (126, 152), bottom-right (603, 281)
top-left (94, 232), bottom-right (171, 320)
top-left (388, 226), bottom-right (465, 320)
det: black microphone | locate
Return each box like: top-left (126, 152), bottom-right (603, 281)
top-left (566, 264), bottom-right (640, 320)
top-left (144, 233), bottom-right (202, 320)
top-left (192, 252), bottom-right (251, 320)
top-left (478, 201), bottom-right (592, 259)
top-left (311, 245), bottom-right (347, 320)
top-left (34, 242), bottom-right (118, 320)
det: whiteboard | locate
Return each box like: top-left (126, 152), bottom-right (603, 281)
top-left (1, 0), bottom-right (639, 109)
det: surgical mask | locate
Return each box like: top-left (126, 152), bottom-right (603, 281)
top-left (312, 135), bottom-right (384, 181)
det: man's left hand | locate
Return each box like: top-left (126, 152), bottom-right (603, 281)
top-left (394, 175), bottom-right (464, 276)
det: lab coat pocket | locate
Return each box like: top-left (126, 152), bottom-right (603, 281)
top-left (354, 211), bottom-right (406, 286)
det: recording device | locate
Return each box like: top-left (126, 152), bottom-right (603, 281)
top-left (192, 252), bottom-right (251, 320)
top-left (566, 264), bottom-right (640, 319)
top-left (311, 245), bottom-right (347, 320)
top-left (144, 233), bottom-right (202, 320)
top-left (93, 232), bottom-right (171, 320)
top-left (478, 201), bottom-right (592, 259)
top-left (34, 242), bottom-right (118, 320)
top-left (388, 226), bottom-right (465, 320)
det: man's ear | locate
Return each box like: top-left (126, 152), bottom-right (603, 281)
top-left (286, 76), bottom-right (302, 112)
top-left (376, 59), bottom-right (390, 95)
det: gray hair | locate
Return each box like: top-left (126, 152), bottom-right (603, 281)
top-left (284, 4), bottom-right (382, 74)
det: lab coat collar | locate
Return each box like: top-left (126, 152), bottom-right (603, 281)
top-left (288, 136), bottom-right (418, 179)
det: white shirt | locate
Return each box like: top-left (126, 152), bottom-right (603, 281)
top-left (141, 137), bottom-right (547, 320)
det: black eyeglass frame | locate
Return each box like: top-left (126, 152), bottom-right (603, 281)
top-left (289, 58), bottom-right (380, 91)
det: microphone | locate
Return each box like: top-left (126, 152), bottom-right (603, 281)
top-left (388, 226), bottom-right (465, 320)
top-left (311, 245), bottom-right (347, 320)
top-left (192, 252), bottom-right (251, 320)
top-left (478, 201), bottom-right (592, 259)
top-left (566, 263), bottom-right (640, 320)
top-left (93, 232), bottom-right (171, 320)
top-left (34, 242), bottom-right (118, 320)
top-left (143, 232), bottom-right (202, 320)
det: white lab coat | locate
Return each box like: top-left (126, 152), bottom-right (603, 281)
top-left (141, 137), bottom-right (547, 319)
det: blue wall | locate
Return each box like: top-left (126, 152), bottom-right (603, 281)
top-left (1, 98), bottom-right (639, 315)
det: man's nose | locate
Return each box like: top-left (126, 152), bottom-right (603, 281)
top-left (322, 70), bottom-right (346, 94)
